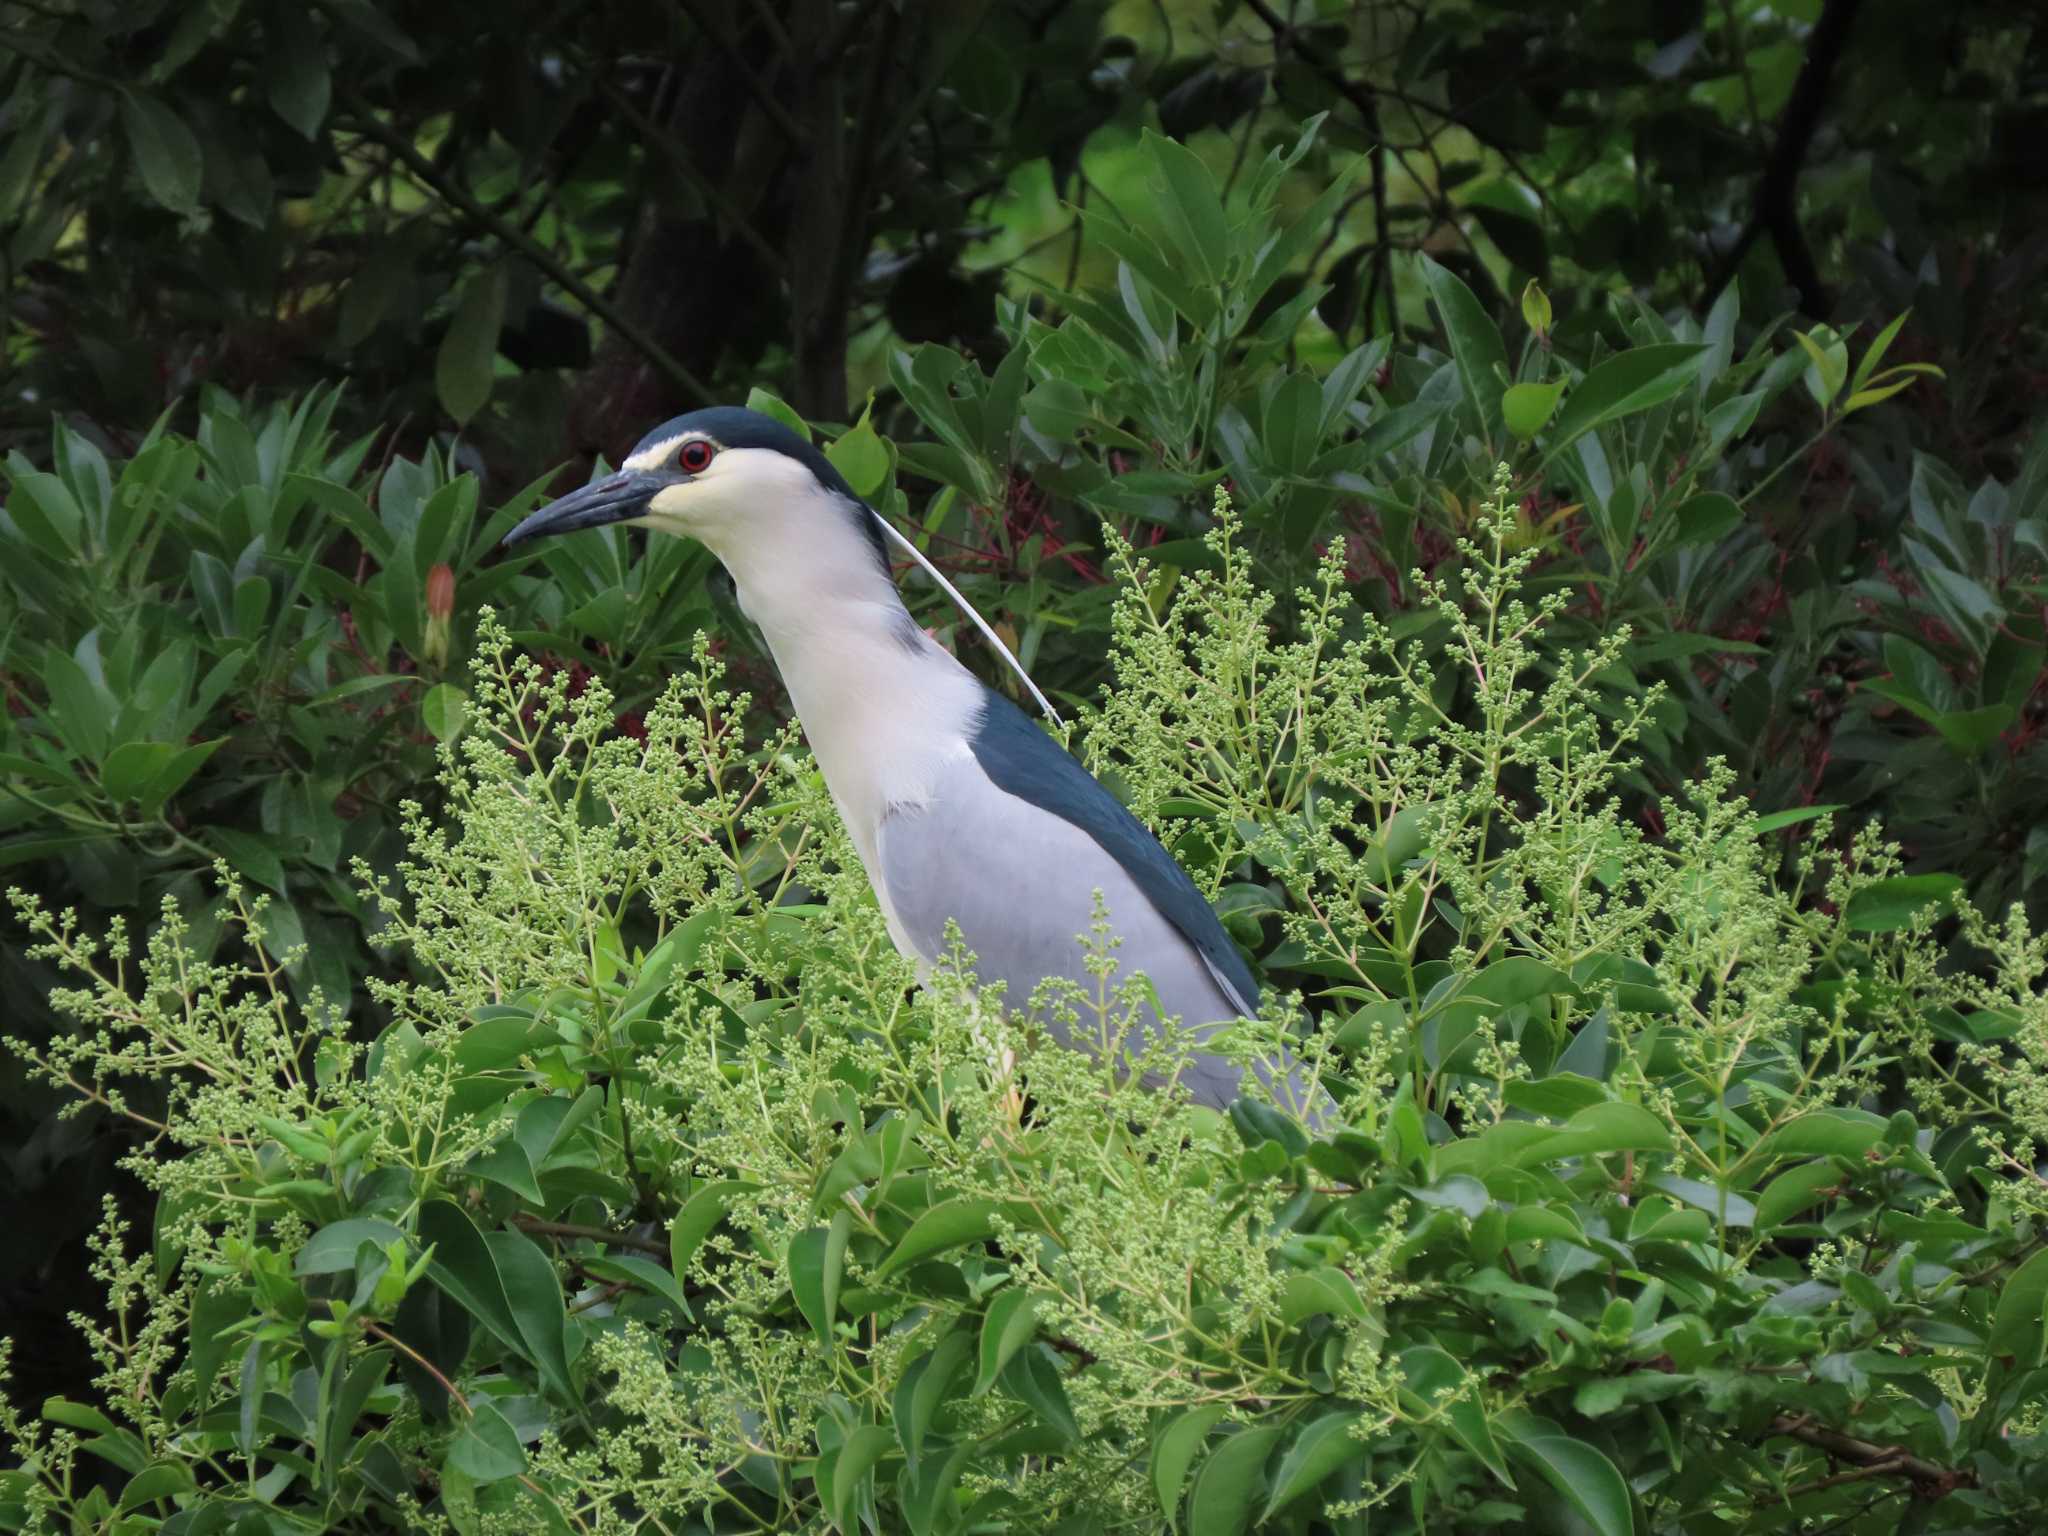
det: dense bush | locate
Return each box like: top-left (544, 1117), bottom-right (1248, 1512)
top-left (4, 70), bottom-right (2046, 1536)
top-left (7, 467), bottom-right (2048, 1532)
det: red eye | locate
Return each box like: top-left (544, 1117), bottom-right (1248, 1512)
top-left (678, 439), bottom-right (715, 473)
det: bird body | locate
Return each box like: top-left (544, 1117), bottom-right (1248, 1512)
top-left (505, 407), bottom-right (1319, 1118)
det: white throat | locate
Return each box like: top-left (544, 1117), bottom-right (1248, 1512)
top-left (680, 480), bottom-right (985, 865)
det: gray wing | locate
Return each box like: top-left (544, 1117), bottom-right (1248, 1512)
top-left (875, 752), bottom-right (1263, 1111)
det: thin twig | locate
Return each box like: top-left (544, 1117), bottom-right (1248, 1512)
top-left (513, 1214), bottom-right (671, 1258)
top-left (596, 77), bottom-right (787, 275)
top-left (1767, 1414), bottom-right (1972, 1496)
top-left (674, 0), bottom-right (809, 146)
top-left (341, 92), bottom-right (713, 405)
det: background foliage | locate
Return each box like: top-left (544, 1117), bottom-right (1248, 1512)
top-left (3, 0), bottom-right (2048, 1530)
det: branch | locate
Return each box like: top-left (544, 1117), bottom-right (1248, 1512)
top-left (512, 1213), bottom-right (671, 1258)
top-left (595, 77), bottom-right (787, 276)
top-left (341, 94), bottom-right (713, 406)
top-left (674, 0), bottom-right (809, 146)
top-left (1701, 0), bottom-right (1866, 318)
top-left (1768, 1414), bottom-right (1973, 1498)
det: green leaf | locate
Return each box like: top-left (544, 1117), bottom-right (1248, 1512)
top-left (424, 683), bottom-right (468, 743)
top-left (789, 1212), bottom-right (850, 1348)
top-left (101, 741), bottom-right (182, 804)
top-left (1754, 1161), bottom-right (1843, 1230)
top-left (208, 827), bottom-right (288, 895)
top-left (972, 1288), bottom-right (1038, 1397)
top-left (821, 1424), bottom-right (893, 1532)
top-left (484, 1228), bottom-right (575, 1402)
top-left (296, 1217), bottom-right (405, 1275)
top-left (1152, 1404), bottom-right (1229, 1520)
top-left (900, 1438), bottom-right (973, 1536)
top-left (1930, 704), bottom-right (2017, 758)
top-left (670, 1180), bottom-right (758, 1276)
top-left (1520, 279), bottom-right (1552, 336)
top-left (1849, 310), bottom-right (1910, 395)
top-left (1545, 344), bottom-right (1707, 459)
top-left (1503, 1432), bottom-right (1631, 1536)
top-left (436, 265), bottom-right (509, 425)
top-left (1187, 1425), bottom-right (1282, 1536)
top-left (1144, 129), bottom-right (1230, 286)
top-left (446, 1400), bottom-right (526, 1481)
top-left (1752, 804), bottom-right (1843, 835)
top-left (826, 414), bottom-right (892, 500)
top-left (580, 1254), bottom-right (692, 1320)
top-left (1260, 1409), bottom-right (1364, 1518)
top-left (116, 1461), bottom-right (196, 1514)
top-left (1466, 957), bottom-right (1575, 1008)
top-left (39, 648), bottom-right (111, 759)
top-left (998, 1344), bottom-right (1078, 1441)
top-left (1752, 1109), bottom-right (1888, 1165)
top-left (895, 1332), bottom-right (973, 1469)
top-left (1511, 1101), bottom-right (1671, 1166)
top-left (745, 388), bottom-right (812, 442)
top-left (419, 1201), bottom-right (530, 1369)
top-left (1842, 874), bottom-right (1963, 933)
top-left (1646, 1174), bottom-right (1757, 1227)
top-left (1988, 1249), bottom-right (2048, 1365)
top-left (469, 1140), bottom-right (542, 1204)
top-left (875, 1199), bottom-right (1035, 1279)
top-left (1793, 327), bottom-right (1848, 406)
top-left (267, 10), bottom-right (331, 138)
top-left (139, 738), bottom-right (226, 818)
top-left (1668, 491), bottom-right (1743, 547)
top-left (120, 91), bottom-right (203, 213)
top-left (1502, 381), bottom-right (1564, 439)
top-left (1419, 256), bottom-right (1509, 438)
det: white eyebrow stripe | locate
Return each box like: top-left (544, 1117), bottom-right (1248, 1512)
top-left (623, 434), bottom-right (723, 473)
top-left (622, 436), bottom-right (680, 473)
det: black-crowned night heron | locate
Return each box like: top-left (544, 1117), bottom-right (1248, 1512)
top-left (505, 407), bottom-right (1320, 1120)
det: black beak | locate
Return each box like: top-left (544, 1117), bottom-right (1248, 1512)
top-left (501, 470), bottom-right (673, 546)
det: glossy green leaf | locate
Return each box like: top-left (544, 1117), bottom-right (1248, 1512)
top-left (821, 1424), bottom-right (893, 1532)
top-left (972, 1287), bottom-right (1037, 1396)
top-left (1187, 1425), bottom-right (1282, 1536)
top-left (827, 414), bottom-right (892, 500)
top-left (424, 683), bottom-right (468, 743)
top-left (1842, 874), bottom-right (1963, 933)
top-left (1504, 1432), bottom-right (1631, 1536)
top-left (895, 1331), bottom-right (973, 1469)
top-left (670, 1180), bottom-right (758, 1276)
top-left (1144, 129), bottom-right (1230, 286)
top-left (484, 1227), bottom-right (575, 1401)
top-left (267, 10), bottom-right (332, 139)
top-left (1545, 344), bottom-right (1707, 459)
top-left (1502, 380), bottom-right (1564, 439)
top-left (436, 265), bottom-right (509, 425)
top-left (1754, 1161), bottom-right (1843, 1230)
top-left (875, 1198), bottom-right (1034, 1279)
top-left (295, 1217), bottom-right (405, 1275)
top-left (1152, 1404), bottom-right (1229, 1520)
top-left (789, 1211), bottom-right (850, 1348)
top-left (120, 92), bottom-right (203, 213)
top-left (446, 1400), bottom-right (525, 1481)
top-left (116, 1460), bottom-right (196, 1513)
top-left (1988, 1249), bottom-right (2048, 1365)
top-left (998, 1344), bottom-right (1079, 1442)
top-left (1260, 1409), bottom-right (1364, 1518)
top-left (1511, 1101), bottom-right (1671, 1166)
top-left (1668, 491), bottom-right (1743, 547)
top-left (1419, 256), bottom-right (1509, 437)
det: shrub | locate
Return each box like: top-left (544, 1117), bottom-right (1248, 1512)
top-left (6, 467), bottom-right (2046, 1534)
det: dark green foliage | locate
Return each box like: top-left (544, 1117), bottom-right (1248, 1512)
top-left (2, 1), bottom-right (2047, 1529)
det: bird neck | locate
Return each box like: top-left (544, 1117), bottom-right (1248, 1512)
top-left (714, 525), bottom-right (984, 858)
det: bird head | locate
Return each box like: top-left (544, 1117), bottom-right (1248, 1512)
top-left (501, 406), bottom-right (886, 571)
